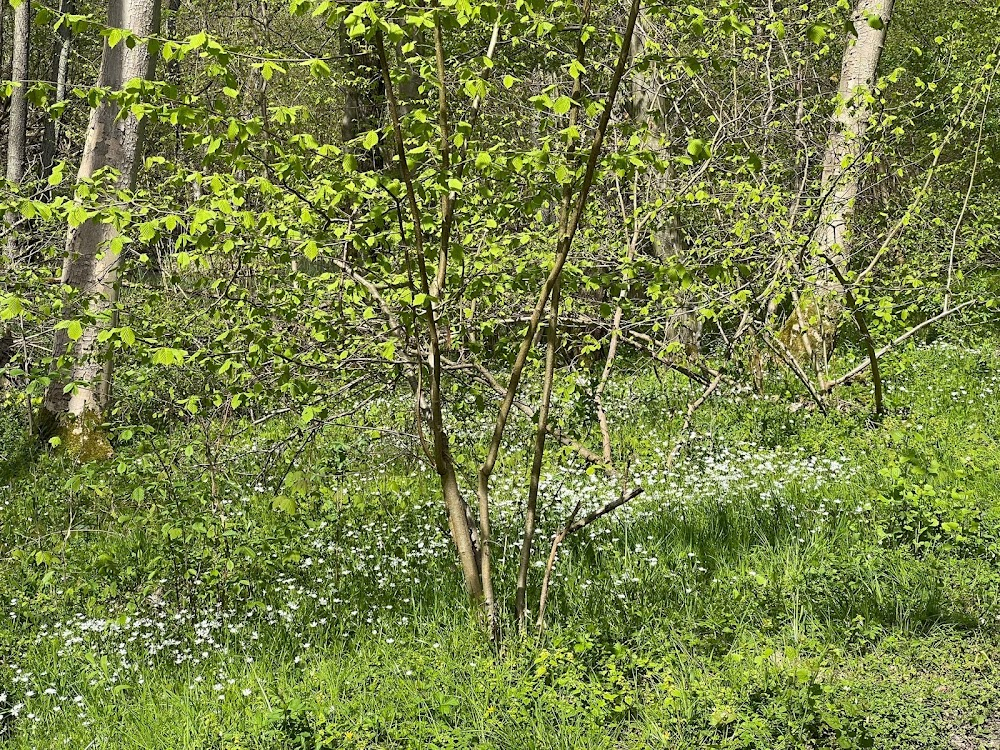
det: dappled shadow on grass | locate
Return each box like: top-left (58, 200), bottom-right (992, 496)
top-left (0, 429), bottom-right (39, 489)
top-left (546, 491), bottom-right (989, 647)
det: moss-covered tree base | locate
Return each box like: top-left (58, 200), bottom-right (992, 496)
top-left (36, 408), bottom-right (114, 462)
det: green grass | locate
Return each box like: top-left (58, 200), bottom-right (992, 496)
top-left (3, 341), bottom-right (1000, 748)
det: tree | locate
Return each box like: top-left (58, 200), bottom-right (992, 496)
top-left (3, 0), bottom-right (29, 265)
top-left (5, 0), bottom-right (986, 639)
top-left (41, 0), bottom-right (75, 184)
top-left (628, 8), bottom-right (701, 352)
top-left (0, 0), bottom-right (30, 372)
top-left (40, 0), bottom-right (163, 459)
top-left (805, 0), bottom-right (896, 365)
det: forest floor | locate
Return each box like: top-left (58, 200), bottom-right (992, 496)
top-left (2, 341), bottom-right (1000, 749)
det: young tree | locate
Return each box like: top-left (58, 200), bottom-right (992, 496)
top-left (40, 0), bottom-right (163, 459)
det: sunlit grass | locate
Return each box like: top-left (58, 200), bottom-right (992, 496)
top-left (2, 342), bottom-right (1000, 748)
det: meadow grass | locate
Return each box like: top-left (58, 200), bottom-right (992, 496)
top-left (2, 342), bottom-right (1000, 748)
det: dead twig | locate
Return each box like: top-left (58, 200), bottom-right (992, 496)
top-left (536, 467), bottom-right (643, 634)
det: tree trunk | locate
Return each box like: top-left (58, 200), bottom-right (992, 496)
top-left (339, 26), bottom-right (385, 172)
top-left (1, 4), bottom-right (8, 168)
top-left (808, 0), bottom-right (895, 361)
top-left (340, 25), bottom-right (360, 145)
top-left (3, 0), bottom-right (30, 265)
top-left (396, 32), bottom-right (422, 116)
top-left (40, 0), bottom-right (163, 459)
top-left (630, 10), bottom-right (701, 352)
top-left (41, 0), bottom-right (75, 182)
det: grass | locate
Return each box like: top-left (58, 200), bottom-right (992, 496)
top-left (2, 341), bottom-right (1000, 748)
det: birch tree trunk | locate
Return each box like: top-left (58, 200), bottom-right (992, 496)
top-left (3, 0), bottom-right (30, 265)
top-left (40, 0), bottom-right (162, 459)
top-left (806, 0), bottom-right (895, 362)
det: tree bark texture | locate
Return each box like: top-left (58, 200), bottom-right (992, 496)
top-left (41, 0), bottom-right (162, 454)
top-left (810, 0), bottom-right (895, 355)
top-left (3, 0), bottom-right (30, 265)
top-left (41, 0), bottom-right (75, 181)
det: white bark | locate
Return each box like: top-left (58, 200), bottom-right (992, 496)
top-left (3, 0), bottom-right (30, 265)
top-left (4, 0), bottom-right (28, 185)
top-left (813, 0), bottom-right (895, 340)
top-left (43, 0), bottom-right (162, 426)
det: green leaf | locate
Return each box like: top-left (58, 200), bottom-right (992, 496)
top-left (152, 347), bottom-right (187, 366)
top-left (48, 162), bottom-right (65, 186)
top-left (139, 223), bottom-right (158, 243)
top-left (107, 28), bottom-right (126, 48)
top-left (67, 320), bottom-right (83, 341)
top-left (806, 24), bottom-right (827, 44)
top-left (272, 495), bottom-right (297, 514)
top-left (68, 204), bottom-right (88, 228)
top-left (1, 296), bottom-right (24, 320)
top-left (261, 60), bottom-right (286, 81)
top-left (188, 30), bottom-right (208, 50)
top-left (362, 130), bottom-right (379, 150)
top-left (552, 96), bottom-right (573, 115)
top-left (309, 58), bottom-right (331, 77)
top-left (475, 152), bottom-right (492, 169)
top-left (686, 138), bottom-right (710, 160)
top-left (463, 77), bottom-right (487, 100)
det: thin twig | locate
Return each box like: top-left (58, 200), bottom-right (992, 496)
top-left (537, 465), bottom-right (643, 634)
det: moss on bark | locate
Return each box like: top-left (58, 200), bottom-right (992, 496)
top-left (36, 408), bottom-right (114, 462)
